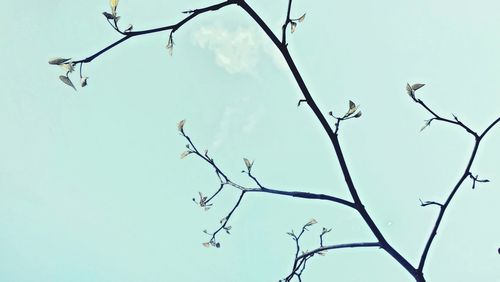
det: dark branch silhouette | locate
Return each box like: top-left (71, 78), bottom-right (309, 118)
top-left (51, 1), bottom-right (500, 281)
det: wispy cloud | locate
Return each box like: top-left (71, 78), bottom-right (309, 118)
top-left (192, 25), bottom-right (286, 74)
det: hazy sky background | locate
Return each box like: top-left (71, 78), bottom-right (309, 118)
top-left (1, 0), bottom-right (499, 281)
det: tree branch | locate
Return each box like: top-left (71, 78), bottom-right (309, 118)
top-left (237, 2), bottom-right (421, 280)
top-left (281, 0), bottom-right (293, 45)
top-left (413, 96), bottom-right (478, 137)
top-left (281, 220), bottom-right (379, 281)
top-left (180, 126), bottom-right (356, 210)
top-left (55, 1), bottom-right (500, 281)
top-left (247, 187), bottom-right (356, 209)
top-left (204, 191), bottom-right (246, 248)
top-left (416, 109), bottom-right (499, 272)
top-left (480, 117), bottom-right (500, 139)
top-left (73, 0), bottom-right (236, 65)
top-left (296, 242), bottom-right (381, 262)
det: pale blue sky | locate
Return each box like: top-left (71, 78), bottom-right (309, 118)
top-left (0, 0), bottom-right (499, 281)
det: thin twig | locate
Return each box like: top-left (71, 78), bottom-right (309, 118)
top-left (238, 2), bottom-right (421, 280)
top-left (73, 1), bottom-right (236, 65)
top-left (414, 98), bottom-right (478, 137)
top-left (281, 0), bottom-right (293, 45)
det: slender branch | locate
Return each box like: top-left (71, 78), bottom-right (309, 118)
top-left (246, 171), bottom-right (264, 188)
top-left (480, 117), bottom-right (500, 139)
top-left (419, 199), bottom-right (443, 208)
top-left (182, 132), bottom-right (230, 183)
top-left (414, 98), bottom-right (477, 137)
top-left (468, 173), bottom-right (490, 190)
top-left (248, 187), bottom-right (356, 209)
top-left (105, 18), bottom-right (124, 35)
top-left (182, 127), bottom-right (356, 209)
top-left (417, 139), bottom-right (480, 271)
top-left (237, 2), bottom-right (421, 280)
top-left (58, 1), bottom-right (500, 280)
top-left (208, 191), bottom-right (246, 245)
top-left (281, 0), bottom-right (293, 45)
top-left (206, 183), bottom-right (225, 204)
top-left (296, 242), bottom-right (381, 262)
top-left (73, 0), bottom-right (236, 65)
top-left (416, 105), bottom-right (499, 272)
top-left (319, 227), bottom-right (332, 247)
top-left (283, 220), bottom-right (320, 282)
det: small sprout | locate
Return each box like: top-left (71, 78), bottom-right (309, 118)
top-left (419, 199), bottom-right (429, 206)
top-left (286, 230), bottom-right (296, 237)
top-left (59, 75), bottom-right (76, 91)
top-left (177, 119), bottom-right (186, 133)
top-left (180, 151), bottom-right (191, 159)
top-left (297, 99), bottom-right (307, 107)
top-left (80, 76), bottom-right (89, 87)
top-left (321, 227), bottom-right (332, 234)
top-left (124, 24), bottom-right (133, 33)
top-left (290, 22), bottom-right (297, 33)
top-left (298, 13), bottom-right (306, 23)
top-left (243, 158), bottom-right (254, 172)
top-left (61, 63), bottom-right (75, 74)
top-left (166, 34), bottom-right (174, 56)
top-left (203, 229), bottom-right (210, 234)
top-left (220, 217), bottom-right (227, 224)
top-left (215, 242), bottom-right (221, 248)
top-left (420, 119), bottom-right (433, 132)
top-left (199, 192), bottom-right (207, 203)
top-left (412, 83), bottom-right (425, 91)
top-left (328, 111), bottom-right (333, 116)
top-left (110, 0), bottom-right (119, 16)
top-left (406, 82), bottom-right (425, 97)
top-left (307, 218), bottom-right (318, 226)
top-left (318, 251), bottom-right (327, 256)
top-left (48, 57), bottom-right (71, 65)
top-left (202, 242), bottom-right (210, 248)
top-left (353, 111), bottom-right (362, 118)
top-left (406, 83), bottom-right (414, 97)
top-left (102, 12), bottom-right (115, 20)
top-left (347, 100), bottom-right (357, 116)
top-left (196, 192), bottom-right (212, 209)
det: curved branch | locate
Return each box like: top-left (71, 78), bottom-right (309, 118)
top-left (249, 187), bottom-right (355, 209)
top-left (182, 128), bottom-right (356, 210)
top-left (296, 242), bottom-right (381, 262)
top-left (418, 114), bottom-right (499, 271)
top-left (480, 117), bottom-right (500, 139)
top-left (284, 240), bottom-right (380, 282)
top-left (414, 98), bottom-right (478, 137)
top-left (237, 2), bottom-right (421, 280)
top-left (73, 0), bottom-right (236, 64)
top-left (208, 190), bottom-right (246, 245)
top-left (418, 140), bottom-right (479, 271)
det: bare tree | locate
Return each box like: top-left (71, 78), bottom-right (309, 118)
top-left (49, 1), bottom-right (499, 281)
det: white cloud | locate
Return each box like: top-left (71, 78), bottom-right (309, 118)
top-left (192, 25), bottom-right (286, 74)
